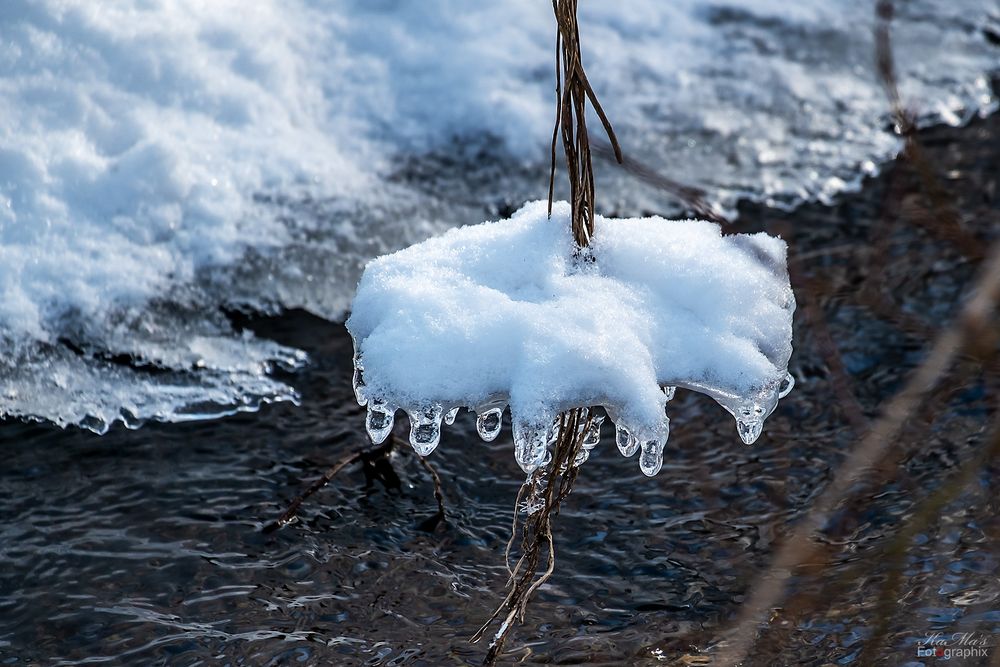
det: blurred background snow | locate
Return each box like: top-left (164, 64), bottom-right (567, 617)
top-left (0, 0), bottom-right (996, 431)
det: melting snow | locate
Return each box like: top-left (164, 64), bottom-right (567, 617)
top-left (347, 201), bottom-right (795, 475)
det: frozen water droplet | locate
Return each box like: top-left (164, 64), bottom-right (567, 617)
top-left (513, 422), bottom-right (549, 474)
top-left (352, 365), bottom-right (367, 406)
top-left (639, 437), bottom-right (665, 477)
top-left (736, 418), bottom-right (763, 444)
top-left (735, 403), bottom-right (766, 445)
top-left (444, 407), bottom-right (459, 425)
top-left (573, 447), bottom-right (590, 467)
top-left (476, 408), bottom-right (503, 442)
top-left (366, 400), bottom-right (395, 444)
top-left (663, 386), bottom-right (676, 402)
top-left (616, 424), bottom-right (639, 457)
top-left (582, 415), bottom-right (604, 450)
top-left (408, 404), bottom-right (443, 456)
top-left (778, 372), bottom-right (795, 398)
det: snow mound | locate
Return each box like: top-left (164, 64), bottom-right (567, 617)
top-left (347, 201), bottom-right (795, 476)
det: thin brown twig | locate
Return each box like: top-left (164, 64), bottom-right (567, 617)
top-left (547, 0), bottom-right (622, 247)
top-left (264, 453), bottom-right (360, 533)
top-left (262, 436), bottom-right (396, 533)
top-left (473, 4), bottom-right (619, 663)
top-left (416, 453), bottom-right (447, 531)
top-left (473, 409), bottom-right (591, 665)
top-left (591, 139), bottom-right (731, 225)
top-left (875, 0), bottom-right (983, 259)
top-left (791, 268), bottom-right (872, 437)
top-left (858, 408), bottom-right (1000, 663)
top-left (713, 240), bottom-right (1000, 666)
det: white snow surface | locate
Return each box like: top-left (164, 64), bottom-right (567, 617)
top-left (0, 0), bottom-right (995, 430)
top-left (348, 201), bottom-right (794, 455)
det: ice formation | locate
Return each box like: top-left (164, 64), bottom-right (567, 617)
top-left (347, 201), bottom-right (795, 476)
top-left (0, 0), bottom-right (994, 431)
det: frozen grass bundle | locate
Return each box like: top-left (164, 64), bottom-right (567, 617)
top-left (347, 201), bottom-right (795, 476)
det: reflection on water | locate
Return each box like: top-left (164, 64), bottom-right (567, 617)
top-left (0, 114), bottom-right (998, 665)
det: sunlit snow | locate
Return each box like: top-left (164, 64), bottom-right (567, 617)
top-left (347, 201), bottom-right (795, 475)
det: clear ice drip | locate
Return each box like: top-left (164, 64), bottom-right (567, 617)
top-left (712, 380), bottom-right (787, 445)
top-left (736, 411), bottom-right (765, 445)
top-left (573, 414), bottom-right (604, 467)
top-left (638, 442), bottom-right (663, 477)
top-left (778, 372), bottom-right (795, 399)
top-left (352, 357), bottom-right (367, 406)
top-left (365, 399), bottom-right (395, 444)
top-left (444, 406), bottom-right (459, 425)
top-left (663, 386), bottom-right (676, 402)
top-left (513, 421), bottom-right (550, 474)
top-left (616, 424), bottom-right (639, 457)
top-left (408, 404), bottom-right (443, 456)
top-left (476, 408), bottom-right (503, 442)
top-left (730, 397), bottom-right (771, 445)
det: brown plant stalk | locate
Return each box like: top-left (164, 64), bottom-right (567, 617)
top-left (473, 6), bottom-right (626, 661)
top-left (547, 0), bottom-right (622, 247)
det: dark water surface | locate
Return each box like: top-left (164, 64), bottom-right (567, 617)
top-left (1, 114), bottom-right (998, 666)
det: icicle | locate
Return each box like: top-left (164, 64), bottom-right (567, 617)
top-left (444, 406), bottom-right (459, 425)
top-left (639, 419), bottom-right (669, 476)
top-left (736, 417), bottom-right (764, 444)
top-left (352, 359), bottom-right (367, 406)
top-left (513, 421), bottom-right (549, 474)
top-left (408, 404), bottom-right (443, 456)
top-left (616, 424), bottom-right (639, 457)
top-left (735, 404), bottom-right (766, 445)
top-left (476, 407), bottom-right (503, 442)
top-left (663, 385), bottom-right (676, 402)
top-left (572, 413), bottom-right (603, 467)
top-left (365, 399), bottom-right (395, 444)
top-left (778, 372), bottom-right (795, 398)
top-left (710, 381), bottom-right (781, 446)
top-left (639, 440), bottom-right (663, 476)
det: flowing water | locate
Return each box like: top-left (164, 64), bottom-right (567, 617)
top-left (1, 111), bottom-right (998, 665)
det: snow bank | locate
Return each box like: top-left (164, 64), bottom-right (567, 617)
top-left (347, 202), bottom-right (795, 475)
top-left (0, 0), bottom-right (993, 431)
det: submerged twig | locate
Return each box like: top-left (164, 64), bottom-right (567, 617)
top-left (415, 453), bottom-right (448, 532)
top-left (262, 435), bottom-right (396, 533)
